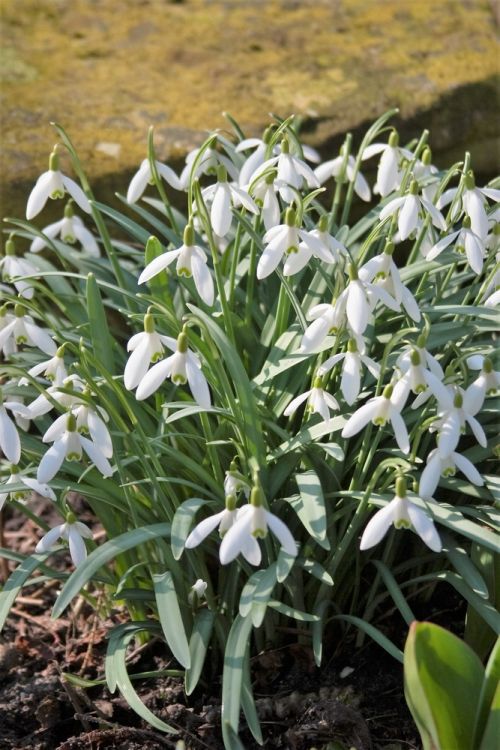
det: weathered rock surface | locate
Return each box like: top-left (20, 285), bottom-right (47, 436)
top-left (1, 0), bottom-right (498, 218)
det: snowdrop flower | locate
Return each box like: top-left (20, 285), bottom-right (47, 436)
top-left (335, 266), bottom-right (400, 336)
top-left (396, 336), bottom-right (444, 381)
top-left (0, 464), bottom-right (56, 511)
top-left (314, 150), bottom-right (371, 202)
top-left (26, 149), bottom-right (91, 220)
top-left (300, 302), bottom-right (344, 353)
top-left (318, 339), bottom-right (380, 405)
top-left (0, 307), bottom-right (17, 358)
top-left (360, 477), bottom-right (441, 552)
top-left (463, 357), bottom-right (499, 415)
top-left (6, 394), bottom-right (30, 432)
top-left (0, 391), bottom-right (22, 464)
top-left (307, 215), bottom-right (348, 265)
top-left (257, 206), bottom-right (325, 279)
top-left (124, 312), bottom-right (177, 391)
top-left (127, 158), bottom-right (181, 204)
top-left (219, 485), bottom-right (298, 566)
top-left (251, 137), bottom-right (320, 204)
top-left (392, 349), bottom-right (449, 410)
top-left (180, 141), bottom-right (239, 190)
top-left (185, 494), bottom-right (239, 550)
top-left (250, 171), bottom-right (281, 230)
top-left (23, 345), bottom-right (68, 386)
top-left (431, 386), bottom-right (487, 457)
top-left (37, 412), bottom-right (113, 483)
top-left (379, 179), bottom-right (446, 241)
top-left (30, 202), bottom-right (99, 256)
top-left (358, 241), bottom-right (421, 322)
top-left (35, 512), bottom-right (93, 567)
top-left (22, 374), bottom-right (86, 419)
top-left (236, 126), bottom-right (274, 187)
top-left (188, 579), bottom-right (207, 606)
top-left (413, 146), bottom-right (440, 203)
top-left (202, 166), bottom-right (258, 237)
top-left (138, 227), bottom-right (214, 306)
top-left (283, 377), bottom-right (339, 423)
top-left (283, 214), bottom-right (346, 276)
top-left (426, 217), bottom-right (486, 275)
top-left (0, 236), bottom-right (38, 299)
top-left (0, 304), bottom-right (56, 356)
top-left (73, 402), bottom-right (113, 460)
top-left (438, 172), bottom-right (500, 240)
top-left (361, 131), bottom-right (413, 197)
top-left (224, 462), bottom-right (251, 499)
top-left (419, 448), bottom-right (483, 499)
top-left (135, 329), bottom-right (210, 407)
top-left (342, 382), bottom-right (410, 454)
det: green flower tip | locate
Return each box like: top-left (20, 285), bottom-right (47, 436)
top-left (395, 476), bottom-right (407, 498)
top-left (384, 239), bottom-right (395, 256)
top-left (285, 206), bottom-right (296, 226)
top-left (176, 331), bottom-right (188, 353)
top-left (146, 235), bottom-right (162, 254)
top-left (409, 179), bottom-right (419, 195)
top-left (462, 216), bottom-right (471, 229)
top-left (65, 511), bottom-right (77, 524)
top-left (388, 130), bottom-right (399, 148)
top-left (14, 303), bottom-right (25, 317)
top-left (280, 137), bottom-right (290, 154)
top-left (416, 334), bottom-right (427, 348)
top-left (453, 392), bottom-right (463, 408)
top-left (49, 149), bottom-right (60, 172)
top-left (56, 344), bottom-right (66, 358)
top-left (216, 164), bottom-right (227, 183)
top-left (313, 376), bottom-right (323, 389)
top-left (66, 413), bottom-right (77, 432)
top-left (263, 125), bottom-right (274, 144)
top-left (382, 383), bottom-right (394, 399)
top-left (144, 312), bottom-right (155, 334)
top-left (347, 338), bottom-right (358, 353)
top-left (493, 223), bottom-right (500, 236)
top-left (5, 237), bottom-right (16, 256)
top-left (64, 201), bottom-right (74, 218)
top-left (10, 464), bottom-right (20, 474)
top-left (348, 263), bottom-right (358, 281)
top-left (421, 147), bottom-right (432, 166)
top-left (225, 494), bottom-right (237, 512)
top-left (483, 357), bottom-right (493, 374)
top-left (183, 223), bottom-right (195, 247)
top-left (250, 485), bottom-right (265, 508)
top-left (410, 349), bottom-right (421, 366)
top-left (318, 214), bottom-right (329, 233)
top-left (265, 170), bottom-right (277, 185)
top-left (464, 171), bottom-right (475, 190)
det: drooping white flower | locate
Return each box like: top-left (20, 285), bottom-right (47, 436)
top-left (35, 512), bottom-right (93, 567)
top-left (0, 236), bottom-right (39, 299)
top-left (26, 149), bottom-right (91, 219)
top-left (413, 146), bottom-right (440, 203)
top-left (300, 302), bottom-right (344, 353)
top-left (127, 158), bottom-right (181, 204)
top-left (73, 402), bottom-right (113, 460)
top-left (202, 166), bottom-right (259, 237)
top-left (392, 349), bottom-right (449, 410)
top-left (307, 216), bottom-right (348, 265)
top-left (431, 386), bottom-right (487, 457)
top-left (282, 214), bottom-right (346, 276)
top-left (124, 312), bottom-right (178, 391)
top-left (180, 141), bottom-right (239, 190)
top-left (219, 486), bottom-right (298, 566)
top-left (249, 171), bottom-right (282, 230)
top-left (318, 339), bottom-right (380, 405)
top-left (360, 477), bottom-right (441, 552)
top-left (379, 179), bottom-right (446, 241)
top-left (342, 382), bottom-right (410, 454)
top-left (0, 304), bottom-right (56, 356)
top-left (236, 129), bottom-right (274, 188)
top-left (185, 495), bottom-right (239, 550)
top-left (462, 357), bottom-right (499, 415)
top-left (251, 137), bottom-right (320, 204)
top-left (426, 216), bottom-right (486, 275)
top-left (30, 202), bottom-right (99, 256)
top-left (22, 374), bottom-right (86, 419)
top-left (22, 345), bottom-right (68, 386)
top-left (188, 578), bottom-right (208, 606)
top-left (37, 412), bottom-right (113, 483)
top-left (419, 448), bottom-right (483, 499)
top-left (0, 307), bottom-right (17, 358)
top-left (0, 391), bottom-right (22, 464)
top-left (257, 206), bottom-right (326, 279)
top-left (335, 267), bottom-right (400, 336)
top-left (396, 337), bottom-right (444, 381)
top-left (0, 464), bottom-right (56, 511)
top-left (314, 151), bottom-right (371, 202)
top-left (361, 131), bottom-right (413, 197)
top-left (223, 463), bottom-right (251, 499)
top-left (358, 241), bottom-right (421, 322)
top-left (135, 329), bottom-right (210, 407)
top-left (138, 227), bottom-right (214, 306)
top-left (283, 377), bottom-right (339, 423)
top-left (438, 172), bottom-right (500, 240)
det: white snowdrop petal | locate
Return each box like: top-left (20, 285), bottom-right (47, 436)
top-left (419, 454), bottom-right (442, 498)
top-left (257, 243), bottom-right (285, 279)
top-left (318, 353), bottom-right (344, 376)
top-left (124, 335), bottom-right (153, 391)
top-left (21, 476), bottom-right (56, 501)
top-left (0, 407), bottom-right (21, 464)
top-left (61, 176), bottom-right (91, 214)
top-left (359, 502), bottom-right (396, 550)
top-left (466, 415), bottom-right (487, 447)
top-left (68, 526), bottom-right (88, 566)
top-left (80, 435), bottom-right (114, 477)
top-left (398, 196), bottom-right (419, 240)
top-left (211, 184), bottom-right (232, 237)
top-left (406, 503), bottom-right (441, 552)
top-left (37, 439), bottom-right (66, 483)
top-left (464, 189), bottom-right (488, 239)
top-left (138, 248), bottom-right (180, 283)
top-left (35, 524), bottom-right (64, 553)
top-left (87, 411), bottom-right (113, 458)
top-left (341, 353), bottom-right (361, 405)
top-left (135, 357), bottom-right (173, 400)
top-left (283, 390), bottom-right (311, 417)
top-left (156, 162), bottom-right (182, 190)
top-left (219, 513), bottom-right (253, 564)
top-left (283, 246), bottom-right (312, 276)
top-left (361, 143), bottom-right (386, 160)
top-left (377, 148), bottom-right (399, 197)
top-left (240, 534), bottom-right (262, 566)
top-left (342, 399), bottom-right (380, 438)
top-left (24, 321), bottom-right (57, 355)
top-left (437, 412), bottom-right (461, 457)
top-left (26, 172), bottom-right (53, 220)
top-left (379, 196), bottom-right (405, 222)
top-left (191, 252), bottom-right (214, 306)
top-left (266, 511), bottom-right (297, 556)
top-left (314, 159), bottom-right (338, 185)
top-left (73, 224), bottom-right (100, 256)
top-left (354, 170), bottom-right (371, 202)
top-left (186, 357), bottom-right (211, 408)
top-left (74, 521), bottom-right (94, 539)
top-left (127, 161), bottom-right (151, 204)
top-left (346, 281), bottom-right (369, 335)
top-left (185, 511), bottom-right (225, 548)
top-left (300, 316), bottom-right (331, 353)
top-left (420, 198), bottom-right (447, 231)
top-left (42, 413), bottom-right (69, 443)
top-left (230, 184), bottom-right (259, 214)
top-left (390, 411), bottom-right (410, 454)
top-left (452, 452), bottom-right (484, 486)
top-left (464, 232), bottom-right (484, 275)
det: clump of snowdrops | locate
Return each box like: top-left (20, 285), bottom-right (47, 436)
top-left (0, 109), bottom-right (498, 746)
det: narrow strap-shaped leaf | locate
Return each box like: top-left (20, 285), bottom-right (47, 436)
top-left (473, 636), bottom-right (500, 748)
top-left (52, 523), bottom-right (170, 617)
top-left (0, 552), bottom-right (49, 631)
top-left (171, 498), bottom-right (211, 561)
top-left (185, 609), bottom-right (215, 696)
top-left (86, 272), bottom-right (114, 375)
top-left (293, 470), bottom-right (329, 550)
top-left (268, 601), bottom-right (319, 621)
top-left (152, 571), bottom-right (191, 668)
top-left (373, 560), bottom-right (416, 626)
top-left (241, 646), bottom-right (263, 745)
top-left (334, 614), bottom-right (403, 663)
top-left (222, 614), bottom-right (254, 736)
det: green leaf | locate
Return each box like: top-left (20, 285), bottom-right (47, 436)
top-left (0, 552), bottom-right (48, 631)
top-left (297, 558), bottom-right (333, 586)
top-left (222, 614), bottom-right (254, 737)
top-left (474, 636), bottom-right (500, 748)
top-left (86, 272), bottom-right (114, 375)
top-left (404, 621), bottom-right (484, 750)
top-left (270, 417), bottom-right (345, 460)
top-left (241, 647), bottom-right (263, 745)
top-left (373, 560), bottom-right (416, 626)
top-left (268, 601), bottom-right (319, 621)
top-left (444, 539), bottom-right (489, 599)
top-left (292, 470), bottom-right (329, 550)
top-left (52, 523), bottom-right (170, 618)
top-left (171, 498), bottom-right (210, 561)
top-left (185, 609), bottom-right (215, 695)
top-left (335, 614), bottom-right (403, 663)
top-left (152, 571), bottom-right (191, 668)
